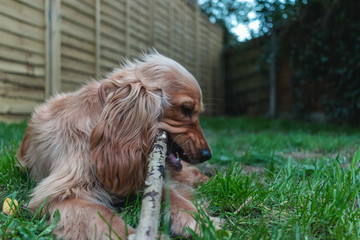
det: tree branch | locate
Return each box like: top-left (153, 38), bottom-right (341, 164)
top-left (133, 130), bottom-right (167, 240)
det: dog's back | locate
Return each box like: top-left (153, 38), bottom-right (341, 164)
top-left (17, 81), bottom-right (108, 209)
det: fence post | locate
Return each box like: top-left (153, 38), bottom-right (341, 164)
top-left (149, 0), bottom-right (155, 47)
top-left (45, 0), bottom-right (61, 97)
top-left (268, 32), bottom-right (277, 118)
top-left (168, 1), bottom-right (174, 57)
top-left (206, 20), bottom-right (213, 115)
top-left (95, 0), bottom-right (101, 78)
top-left (45, 0), bottom-right (50, 98)
top-left (195, 5), bottom-right (201, 82)
top-left (181, 1), bottom-right (186, 65)
top-left (125, 0), bottom-right (131, 57)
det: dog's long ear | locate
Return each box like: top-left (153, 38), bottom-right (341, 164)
top-left (90, 82), bottom-right (162, 195)
top-left (97, 81), bottom-right (114, 105)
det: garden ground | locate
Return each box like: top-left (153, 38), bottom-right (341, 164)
top-left (1, 117), bottom-right (360, 239)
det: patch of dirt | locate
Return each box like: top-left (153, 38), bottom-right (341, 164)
top-left (278, 150), bottom-right (353, 162)
top-left (197, 162), bottom-right (217, 177)
top-left (197, 162), bottom-right (266, 177)
top-left (240, 165), bottom-right (266, 175)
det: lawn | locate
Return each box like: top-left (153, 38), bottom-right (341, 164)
top-left (1, 117), bottom-right (360, 239)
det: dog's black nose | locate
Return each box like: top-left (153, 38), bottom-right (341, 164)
top-left (200, 148), bottom-right (212, 161)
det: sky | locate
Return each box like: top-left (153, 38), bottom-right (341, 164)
top-left (233, 11), bottom-right (261, 41)
top-left (233, 0), bottom-right (296, 41)
top-left (198, 0), bottom-right (261, 42)
top-left (229, 0), bottom-right (261, 41)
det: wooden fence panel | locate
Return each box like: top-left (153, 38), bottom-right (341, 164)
top-left (0, 0), bottom-right (46, 121)
top-left (100, 0), bottom-right (127, 73)
top-left (60, 0), bottom-right (96, 92)
top-left (224, 38), bottom-right (269, 115)
top-left (0, 0), bottom-right (223, 122)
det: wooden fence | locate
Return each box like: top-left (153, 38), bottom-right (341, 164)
top-left (0, 0), bottom-right (223, 122)
top-left (224, 38), bottom-right (269, 115)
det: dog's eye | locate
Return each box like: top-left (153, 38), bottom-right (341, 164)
top-left (181, 106), bottom-right (192, 117)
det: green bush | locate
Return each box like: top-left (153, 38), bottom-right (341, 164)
top-left (288, 0), bottom-right (360, 123)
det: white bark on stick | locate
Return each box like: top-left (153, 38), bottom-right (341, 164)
top-left (134, 130), bottom-right (167, 240)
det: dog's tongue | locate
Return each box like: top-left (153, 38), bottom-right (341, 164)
top-left (166, 136), bottom-right (183, 171)
top-left (167, 152), bottom-right (182, 171)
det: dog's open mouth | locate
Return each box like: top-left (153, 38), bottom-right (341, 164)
top-left (166, 138), bottom-right (188, 171)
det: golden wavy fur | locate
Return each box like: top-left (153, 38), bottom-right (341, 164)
top-left (18, 52), bottom-right (218, 239)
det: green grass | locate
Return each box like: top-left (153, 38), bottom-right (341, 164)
top-left (0, 122), bottom-right (61, 239)
top-left (1, 117), bottom-right (360, 239)
top-left (202, 117), bottom-right (359, 167)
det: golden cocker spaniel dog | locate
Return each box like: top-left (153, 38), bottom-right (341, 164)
top-left (18, 53), bottom-right (217, 239)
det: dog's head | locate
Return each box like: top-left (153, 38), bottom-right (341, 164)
top-left (154, 60), bottom-right (212, 170)
top-left (90, 52), bottom-right (211, 194)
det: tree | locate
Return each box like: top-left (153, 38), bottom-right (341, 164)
top-left (201, 0), bottom-right (360, 123)
top-left (199, 0), bottom-right (251, 47)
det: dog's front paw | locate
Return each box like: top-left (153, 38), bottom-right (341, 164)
top-left (170, 210), bottom-right (199, 237)
top-left (170, 213), bottom-right (224, 237)
top-left (210, 216), bottom-right (224, 230)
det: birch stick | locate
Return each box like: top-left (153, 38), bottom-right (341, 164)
top-left (134, 130), bottom-right (167, 240)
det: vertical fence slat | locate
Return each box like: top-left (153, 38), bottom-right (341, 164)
top-left (45, 0), bottom-right (50, 98)
top-left (168, 1), bottom-right (174, 58)
top-left (125, 0), bottom-right (131, 57)
top-left (195, 5), bottom-right (201, 81)
top-left (181, 1), bottom-right (186, 65)
top-left (48, 0), bottom-right (61, 96)
top-left (149, 0), bottom-right (155, 46)
top-left (206, 20), bottom-right (212, 115)
top-left (95, 0), bottom-right (101, 78)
